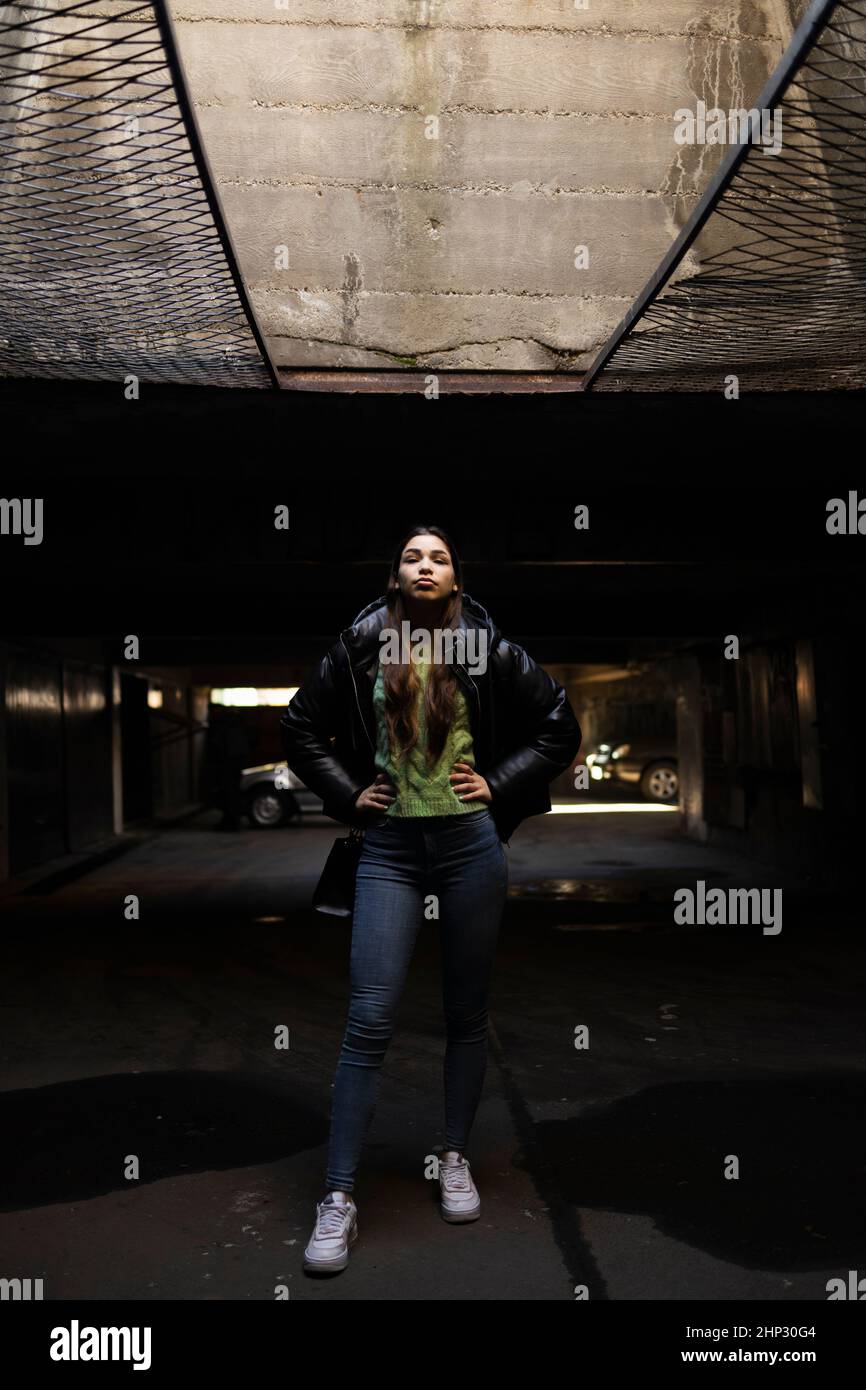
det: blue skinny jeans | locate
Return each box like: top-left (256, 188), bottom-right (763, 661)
top-left (324, 807), bottom-right (508, 1194)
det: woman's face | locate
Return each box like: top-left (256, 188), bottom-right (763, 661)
top-left (394, 533), bottom-right (457, 608)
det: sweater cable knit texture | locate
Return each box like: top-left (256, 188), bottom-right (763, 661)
top-left (372, 658), bottom-right (485, 818)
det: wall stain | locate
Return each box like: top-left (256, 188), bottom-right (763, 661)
top-left (659, 2), bottom-right (779, 272)
top-left (340, 251), bottom-right (363, 338)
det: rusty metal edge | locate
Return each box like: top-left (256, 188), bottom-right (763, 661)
top-left (276, 370), bottom-right (587, 394)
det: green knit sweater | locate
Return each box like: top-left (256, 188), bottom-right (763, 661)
top-left (372, 658), bottom-right (485, 817)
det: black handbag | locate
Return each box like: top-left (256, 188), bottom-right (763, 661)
top-left (312, 825), bottom-right (365, 916)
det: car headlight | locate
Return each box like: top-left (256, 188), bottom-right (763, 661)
top-left (611, 743), bottom-right (631, 759)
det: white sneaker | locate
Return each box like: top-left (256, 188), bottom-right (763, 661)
top-left (439, 1154), bottom-right (481, 1222)
top-left (303, 1192), bottom-right (358, 1272)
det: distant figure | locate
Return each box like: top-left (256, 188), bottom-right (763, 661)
top-left (208, 710), bottom-right (252, 831)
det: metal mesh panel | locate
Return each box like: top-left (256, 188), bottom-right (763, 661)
top-left (0, 0), bottom-right (277, 387)
top-left (584, 0), bottom-right (866, 392)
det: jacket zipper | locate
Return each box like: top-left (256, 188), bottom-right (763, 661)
top-left (341, 632), bottom-right (376, 754)
top-left (456, 657), bottom-right (481, 730)
top-left (455, 656), bottom-right (505, 837)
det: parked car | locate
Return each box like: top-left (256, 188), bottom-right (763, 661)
top-left (586, 736), bottom-right (678, 803)
top-left (240, 762), bottom-right (323, 828)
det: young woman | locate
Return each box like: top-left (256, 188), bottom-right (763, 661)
top-left (280, 524), bottom-right (582, 1273)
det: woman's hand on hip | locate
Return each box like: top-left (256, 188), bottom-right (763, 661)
top-left (354, 772), bottom-right (397, 817)
top-left (450, 761), bottom-right (492, 804)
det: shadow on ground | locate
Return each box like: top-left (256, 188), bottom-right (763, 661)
top-left (529, 1073), bottom-right (865, 1269)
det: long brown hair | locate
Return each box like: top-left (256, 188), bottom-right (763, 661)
top-left (381, 524), bottom-right (464, 770)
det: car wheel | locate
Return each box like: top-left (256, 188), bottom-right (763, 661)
top-left (247, 789), bottom-right (293, 828)
top-left (640, 761), bottom-right (678, 803)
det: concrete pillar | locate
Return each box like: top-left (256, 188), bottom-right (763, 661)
top-left (673, 653), bottom-right (706, 843)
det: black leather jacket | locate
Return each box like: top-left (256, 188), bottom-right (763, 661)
top-left (279, 591), bottom-right (582, 845)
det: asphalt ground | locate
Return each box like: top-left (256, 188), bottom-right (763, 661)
top-left (1, 802), bottom-right (861, 1302)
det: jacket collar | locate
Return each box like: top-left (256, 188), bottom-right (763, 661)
top-left (339, 591), bottom-right (500, 671)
